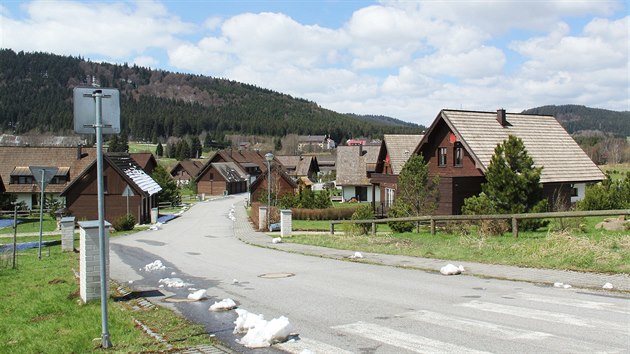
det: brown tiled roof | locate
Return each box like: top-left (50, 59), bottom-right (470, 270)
top-left (170, 160), bottom-right (204, 178)
top-left (383, 134), bottom-right (424, 175)
top-left (0, 146), bottom-right (97, 194)
top-left (336, 146), bottom-right (371, 186)
top-left (129, 152), bottom-right (156, 171)
top-left (419, 109), bottom-right (605, 183)
top-left (276, 155), bottom-right (318, 177)
top-left (197, 149), bottom-right (284, 182)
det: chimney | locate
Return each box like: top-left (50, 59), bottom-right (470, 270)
top-left (76, 144), bottom-right (82, 160)
top-left (358, 144), bottom-right (363, 156)
top-left (497, 109), bottom-right (507, 126)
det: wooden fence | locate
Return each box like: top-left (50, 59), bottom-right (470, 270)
top-left (330, 209), bottom-right (630, 238)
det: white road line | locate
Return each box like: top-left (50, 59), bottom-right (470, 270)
top-left (458, 301), bottom-right (628, 334)
top-left (402, 310), bottom-right (551, 340)
top-left (275, 337), bottom-right (354, 354)
top-left (516, 292), bottom-right (630, 315)
top-left (403, 310), bottom-right (627, 354)
top-left (332, 321), bottom-right (492, 354)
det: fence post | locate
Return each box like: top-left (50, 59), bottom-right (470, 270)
top-left (371, 222), bottom-right (376, 236)
top-left (430, 218), bottom-right (436, 235)
top-left (512, 217), bottom-right (518, 238)
top-left (330, 222), bottom-right (335, 235)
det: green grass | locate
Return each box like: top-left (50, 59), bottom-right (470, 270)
top-left (293, 219), bottom-right (392, 232)
top-left (0, 215), bottom-right (58, 235)
top-left (0, 247), bottom-right (218, 353)
top-left (285, 216), bottom-right (630, 274)
top-left (600, 163), bottom-right (630, 181)
top-left (128, 142), bottom-right (157, 153)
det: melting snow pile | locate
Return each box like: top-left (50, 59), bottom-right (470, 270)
top-left (440, 264), bottom-right (465, 275)
top-left (188, 289), bottom-right (207, 301)
top-left (158, 278), bottom-right (189, 288)
top-left (272, 237), bottom-right (282, 244)
top-left (144, 260), bottom-right (166, 271)
top-left (233, 309), bottom-right (294, 348)
top-left (209, 298), bottom-right (237, 311)
top-left (553, 282), bottom-right (572, 289)
top-left (150, 222), bottom-right (163, 231)
top-left (350, 252), bottom-right (363, 259)
top-left (602, 282), bottom-right (614, 289)
top-left (228, 205), bottom-right (236, 221)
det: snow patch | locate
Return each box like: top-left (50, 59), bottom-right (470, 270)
top-left (350, 252), bottom-right (363, 259)
top-left (603, 282), bottom-right (614, 289)
top-left (144, 260), bottom-right (166, 272)
top-left (158, 277), bottom-right (190, 288)
top-left (233, 309), bottom-right (294, 348)
top-left (149, 222), bottom-right (163, 231)
top-left (272, 237), bottom-right (282, 244)
top-left (209, 298), bottom-right (237, 311)
top-left (187, 289), bottom-right (207, 301)
top-left (440, 264), bottom-right (465, 275)
top-left (553, 282), bottom-right (571, 289)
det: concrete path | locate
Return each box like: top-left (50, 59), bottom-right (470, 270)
top-left (236, 202), bottom-right (630, 293)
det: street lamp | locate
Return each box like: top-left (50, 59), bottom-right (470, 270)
top-left (265, 152), bottom-right (274, 231)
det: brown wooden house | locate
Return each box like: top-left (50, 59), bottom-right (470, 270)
top-left (130, 152), bottom-right (158, 175)
top-left (276, 155), bottom-right (320, 181)
top-left (195, 161), bottom-right (248, 196)
top-left (371, 134), bottom-right (423, 214)
top-left (414, 109), bottom-right (605, 215)
top-left (170, 160), bottom-right (205, 186)
top-left (0, 145), bottom-right (97, 209)
top-left (249, 167), bottom-right (297, 203)
top-left (60, 153), bottom-right (162, 224)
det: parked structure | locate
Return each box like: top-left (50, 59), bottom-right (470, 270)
top-left (414, 109), bottom-right (605, 215)
top-left (335, 145), bottom-right (380, 202)
top-left (371, 134), bottom-right (424, 214)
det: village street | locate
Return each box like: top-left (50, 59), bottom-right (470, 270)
top-left (109, 195), bottom-right (630, 354)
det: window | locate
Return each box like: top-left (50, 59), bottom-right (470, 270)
top-left (438, 147), bottom-right (447, 167)
top-left (454, 146), bottom-right (463, 167)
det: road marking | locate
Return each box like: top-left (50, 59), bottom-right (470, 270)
top-left (332, 321), bottom-right (492, 354)
top-left (403, 310), bottom-right (626, 354)
top-left (402, 310), bottom-right (551, 340)
top-left (275, 337), bottom-right (354, 354)
top-left (458, 301), bottom-right (628, 334)
top-left (516, 292), bottom-right (630, 315)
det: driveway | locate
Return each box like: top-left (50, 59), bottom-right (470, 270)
top-left (110, 194), bottom-right (630, 353)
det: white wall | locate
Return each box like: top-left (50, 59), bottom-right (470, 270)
top-left (571, 183), bottom-right (586, 203)
top-left (341, 186), bottom-right (380, 203)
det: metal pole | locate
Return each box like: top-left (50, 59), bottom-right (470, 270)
top-left (267, 160), bottom-right (271, 232)
top-left (94, 90), bottom-right (112, 348)
top-left (12, 205), bottom-right (17, 269)
top-left (38, 169), bottom-right (45, 260)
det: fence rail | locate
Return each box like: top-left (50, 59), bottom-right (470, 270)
top-left (330, 209), bottom-right (630, 238)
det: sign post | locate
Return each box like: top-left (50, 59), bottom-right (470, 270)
top-left (122, 185), bottom-right (134, 216)
top-left (73, 87), bottom-right (119, 349)
top-left (29, 166), bottom-right (58, 260)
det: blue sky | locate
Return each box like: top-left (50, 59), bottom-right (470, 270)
top-left (1, 0), bottom-right (628, 126)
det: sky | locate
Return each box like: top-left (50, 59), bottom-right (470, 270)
top-left (0, 0), bottom-right (628, 126)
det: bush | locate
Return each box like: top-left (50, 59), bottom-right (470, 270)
top-left (350, 204), bottom-right (374, 235)
top-left (113, 214), bottom-right (136, 231)
top-left (291, 206), bottom-right (358, 220)
top-left (387, 202), bottom-right (414, 233)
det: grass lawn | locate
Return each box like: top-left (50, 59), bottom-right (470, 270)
top-left (600, 163), bottom-right (630, 181)
top-left (0, 215), bottom-right (57, 235)
top-left (285, 216), bottom-right (630, 274)
top-left (0, 246), bottom-right (218, 353)
top-left (293, 219), bottom-right (392, 233)
top-left (128, 142), bottom-right (157, 153)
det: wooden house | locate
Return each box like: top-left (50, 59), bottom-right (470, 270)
top-left (60, 153), bottom-right (161, 224)
top-left (130, 152), bottom-right (158, 175)
top-left (195, 161), bottom-right (248, 196)
top-left (0, 146), bottom-right (96, 209)
top-left (249, 167), bottom-right (298, 203)
top-left (276, 155), bottom-right (320, 181)
top-left (371, 134), bottom-right (423, 212)
top-left (170, 160), bottom-right (205, 186)
top-left (414, 109), bottom-right (605, 215)
top-left (335, 145), bottom-right (381, 202)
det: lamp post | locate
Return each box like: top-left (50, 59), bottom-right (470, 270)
top-left (265, 152), bottom-right (274, 231)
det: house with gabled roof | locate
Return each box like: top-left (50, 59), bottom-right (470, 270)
top-left (170, 160), bottom-right (205, 186)
top-left (130, 152), bottom-right (158, 175)
top-left (276, 155), bottom-right (320, 181)
top-left (0, 145), bottom-right (97, 209)
top-left (414, 109), bottom-right (605, 215)
top-left (60, 153), bottom-right (162, 224)
top-left (371, 134), bottom-right (424, 212)
top-left (335, 145), bottom-right (381, 202)
top-left (195, 161), bottom-right (248, 196)
top-left (249, 165), bottom-right (298, 203)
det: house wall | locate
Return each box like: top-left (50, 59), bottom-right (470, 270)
top-left (197, 165), bottom-right (229, 195)
top-left (251, 173), bottom-right (295, 202)
top-left (340, 185), bottom-right (380, 203)
top-left (64, 164), bottom-right (147, 223)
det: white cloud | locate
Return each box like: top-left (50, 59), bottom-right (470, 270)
top-left (133, 55), bottom-right (158, 68)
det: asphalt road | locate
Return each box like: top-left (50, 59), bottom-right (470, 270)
top-left (110, 194), bottom-right (630, 354)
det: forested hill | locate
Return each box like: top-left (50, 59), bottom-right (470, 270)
top-left (0, 49), bottom-right (423, 143)
top-left (522, 105), bottom-right (630, 137)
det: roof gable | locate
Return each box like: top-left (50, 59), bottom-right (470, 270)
top-left (336, 146), bottom-right (371, 186)
top-left (383, 134), bottom-right (424, 174)
top-left (420, 109), bottom-right (605, 183)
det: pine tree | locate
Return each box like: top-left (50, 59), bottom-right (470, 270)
top-left (152, 165), bottom-right (180, 206)
top-left (155, 142), bottom-right (163, 157)
top-left (190, 135), bottom-right (202, 158)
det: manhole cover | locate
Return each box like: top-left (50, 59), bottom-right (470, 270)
top-left (258, 272), bottom-right (295, 279)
